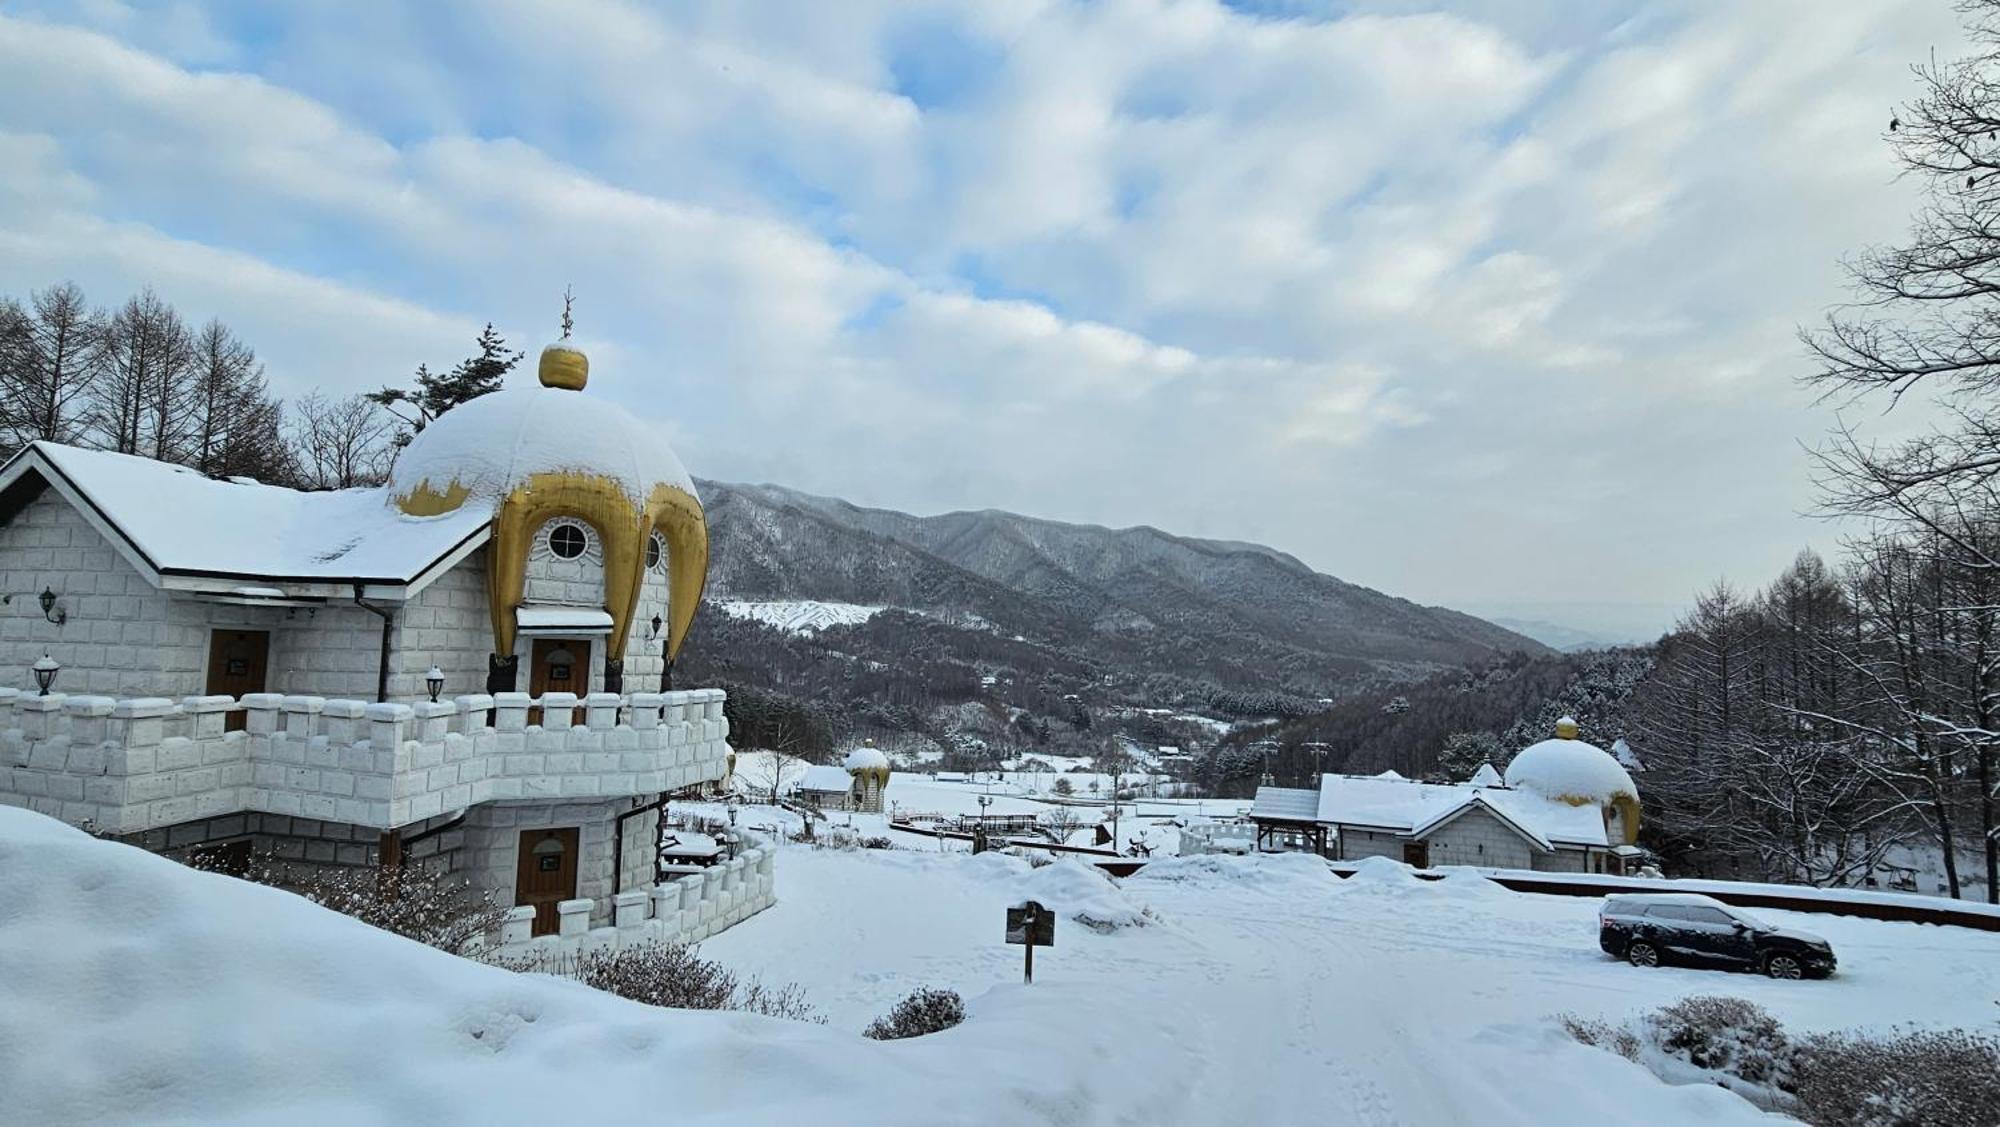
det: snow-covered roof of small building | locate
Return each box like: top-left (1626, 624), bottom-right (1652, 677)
top-left (843, 745), bottom-right (890, 772)
top-left (1314, 773), bottom-right (1611, 848)
top-left (797, 765), bottom-right (854, 793)
top-left (1250, 786), bottom-right (1320, 822)
top-left (1505, 729), bottom-right (1638, 805)
top-left (388, 383), bottom-right (696, 511)
top-left (0, 442), bottom-right (488, 589)
top-left (1469, 762), bottom-right (1502, 787)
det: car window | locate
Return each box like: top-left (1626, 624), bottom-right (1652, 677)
top-left (1644, 905), bottom-right (1689, 921)
top-left (1682, 907), bottom-right (1734, 925)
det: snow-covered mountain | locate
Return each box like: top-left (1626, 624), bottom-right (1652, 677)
top-left (691, 480), bottom-right (1547, 705)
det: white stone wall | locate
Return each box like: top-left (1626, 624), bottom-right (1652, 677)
top-left (394, 549), bottom-right (491, 700)
top-left (491, 844), bottom-right (776, 964)
top-left (622, 546), bottom-right (672, 689)
top-left (522, 519), bottom-right (608, 610)
top-left (0, 488), bottom-right (493, 701)
top-left (0, 687), bottom-right (731, 836)
top-left (0, 488), bottom-right (194, 696)
top-left (1178, 822), bottom-right (1255, 855)
top-left (1422, 805), bottom-right (1540, 870)
top-left (1337, 827), bottom-right (1408, 863)
top-left (1532, 846), bottom-right (1593, 874)
top-left (465, 799), bottom-right (624, 926)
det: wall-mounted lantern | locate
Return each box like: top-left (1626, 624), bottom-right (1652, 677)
top-left (646, 613), bottom-right (664, 641)
top-left (32, 652), bottom-right (60, 696)
top-left (425, 665), bottom-right (446, 703)
top-left (4, 587), bottom-right (67, 626)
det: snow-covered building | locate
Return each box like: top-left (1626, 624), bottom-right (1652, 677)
top-left (794, 741), bottom-right (891, 813)
top-left (0, 341), bottom-right (747, 936)
top-left (1248, 717), bottom-right (1644, 874)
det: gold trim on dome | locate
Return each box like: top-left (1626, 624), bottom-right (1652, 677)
top-left (484, 470), bottom-right (708, 663)
top-left (394, 479), bottom-right (472, 516)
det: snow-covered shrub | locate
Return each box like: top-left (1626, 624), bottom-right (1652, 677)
top-left (817, 825), bottom-right (862, 851)
top-left (861, 835), bottom-right (895, 850)
top-left (566, 941), bottom-right (824, 1023)
top-left (862, 987), bottom-right (965, 1041)
top-left (1557, 1014), bottom-right (1638, 1061)
top-left (1790, 1028), bottom-right (2000, 1127)
top-left (1644, 996), bottom-right (1791, 1087)
top-left (187, 852), bottom-right (506, 956)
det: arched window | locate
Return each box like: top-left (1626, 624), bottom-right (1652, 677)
top-left (546, 520), bottom-right (589, 560)
top-left (646, 531), bottom-right (667, 572)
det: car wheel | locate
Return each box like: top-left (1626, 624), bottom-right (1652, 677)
top-left (1765, 953), bottom-right (1804, 980)
top-left (1627, 941), bottom-right (1660, 968)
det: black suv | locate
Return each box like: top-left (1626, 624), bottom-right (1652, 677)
top-left (1598, 893), bottom-right (1836, 979)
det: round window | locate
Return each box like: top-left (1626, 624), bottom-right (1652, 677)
top-left (547, 522), bottom-right (588, 560)
top-left (646, 531), bottom-right (666, 571)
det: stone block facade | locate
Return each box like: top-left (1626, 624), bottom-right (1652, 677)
top-left (0, 488), bottom-right (679, 706)
top-left (491, 845), bottom-right (777, 966)
top-left (463, 798), bottom-right (665, 927)
top-left (1336, 808), bottom-right (1599, 873)
top-left (1419, 805), bottom-right (1539, 870)
top-left (0, 687), bottom-right (730, 836)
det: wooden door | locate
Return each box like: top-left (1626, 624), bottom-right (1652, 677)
top-left (528, 638), bottom-right (590, 724)
top-left (515, 827), bottom-right (580, 937)
top-left (1402, 840), bottom-right (1429, 869)
top-left (206, 629), bottom-right (270, 732)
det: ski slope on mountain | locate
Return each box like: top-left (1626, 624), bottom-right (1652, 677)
top-left (7, 807), bottom-right (1991, 1125)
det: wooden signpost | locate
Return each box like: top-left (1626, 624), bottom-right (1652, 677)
top-left (1005, 899), bottom-right (1055, 983)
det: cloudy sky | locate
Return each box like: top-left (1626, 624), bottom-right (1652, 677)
top-left (0, 1), bottom-right (1972, 634)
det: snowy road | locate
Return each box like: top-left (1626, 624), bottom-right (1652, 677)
top-left (706, 846), bottom-right (2000, 1125)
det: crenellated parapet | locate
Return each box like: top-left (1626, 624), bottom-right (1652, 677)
top-left (489, 845), bottom-right (776, 967)
top-left (0, 687), bottom-right (732, 835)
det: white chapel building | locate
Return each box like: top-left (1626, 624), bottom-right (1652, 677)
top-left (0, 341), bottom-right (760, 939)
top-left (1247, 717), bottom-right (1645, 874)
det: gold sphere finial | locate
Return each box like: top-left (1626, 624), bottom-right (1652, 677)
top-left (539, 342), bottom-right (588, 391)
top-left (1554, 716), bottom-right (1579, 740)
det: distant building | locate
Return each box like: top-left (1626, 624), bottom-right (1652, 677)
top-left (794, 741), bottom-right (891, 813)
top-left (1246, 717), bottom-right (1643, 875)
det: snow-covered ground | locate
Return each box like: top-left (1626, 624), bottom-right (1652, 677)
top-left (8, 805), bottom-right (1992, 1125)
top-left (713, 599), bottom-right (885, 633)
top-left (729, 759), bottom-right (1248, 854)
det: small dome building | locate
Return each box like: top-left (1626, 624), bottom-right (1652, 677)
top-left (841, 740), bottom-right (891, 814)
top-left (389, 341), bottom-right (709, 696)
top-left (1504, 716), bottom-right (1641, 847)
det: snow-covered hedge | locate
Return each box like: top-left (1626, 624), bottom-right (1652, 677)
top-left (1560, 995), bottom-right (2000, 1124)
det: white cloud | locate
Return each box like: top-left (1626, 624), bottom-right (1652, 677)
top-left (0, 0), bottom-right (1976, 615)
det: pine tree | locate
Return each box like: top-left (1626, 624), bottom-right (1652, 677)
top-left (367, 322), bottom-right (522, 439)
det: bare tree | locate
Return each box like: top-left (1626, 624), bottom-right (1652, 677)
top-left (92, 289), bottom-right (192, 457)
top-left (189, 318), bottom-right (268, 477)
top-left (286, 391), bottom-right (394, 489)
top-left (0, 282), bottom-right (104, 455)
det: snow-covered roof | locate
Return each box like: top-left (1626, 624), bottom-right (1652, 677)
top-left (388, 384), bottom-right (696, 510)
top-left (1468, 762), bottom-right (1502, 787)
top-left (1250, 786), bottom-right (1320, 822)
top-left (0, 442), bottom-right (488, 589)
top-left (1315, 773), bottom-right (1611, 848)
top-left (1505, 736), bottom-right (1638, 804)
top-left (797, 765), bottom-right (854, 793)
top-left (843, 745), bottom-right (890, 771)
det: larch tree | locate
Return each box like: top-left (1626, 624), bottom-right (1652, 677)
top-left (0, 282), bottom-right (105, 455)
